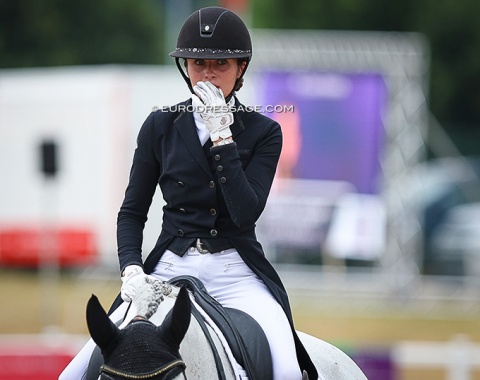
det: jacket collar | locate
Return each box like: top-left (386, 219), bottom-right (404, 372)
top-left (231, 97), bottom-right (246, 138)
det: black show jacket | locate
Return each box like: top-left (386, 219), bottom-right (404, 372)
top-left (114, 98), bottom-right (318, 379)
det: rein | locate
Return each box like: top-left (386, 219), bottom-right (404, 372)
top-left (100, 359), bottom-right (186, 380)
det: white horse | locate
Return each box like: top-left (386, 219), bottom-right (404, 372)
top-left (85, 278), bottom-right (367, 380)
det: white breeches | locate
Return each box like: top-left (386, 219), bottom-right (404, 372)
top-left (152, 248), bottom-right (302, 380)
top-left (59, 248), bottom-right (302, 380)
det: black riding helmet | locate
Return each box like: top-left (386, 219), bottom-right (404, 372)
top-left (170, 7), bottom-right (252, 100)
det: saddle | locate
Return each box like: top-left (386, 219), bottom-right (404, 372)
top-left (169, 276), bottom-right (273, 380)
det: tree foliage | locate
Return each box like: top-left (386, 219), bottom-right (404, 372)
top-left (0, 0), bottom-right (164, 67)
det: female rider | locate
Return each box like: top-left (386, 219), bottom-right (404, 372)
top-left (60, 6), bottom-right (317, 380)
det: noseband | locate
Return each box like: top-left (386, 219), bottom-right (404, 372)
top-left (100, 359), bottom-right (186, 380)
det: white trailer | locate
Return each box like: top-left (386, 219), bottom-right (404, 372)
top-left (0, 65), bottom-right (190, 267)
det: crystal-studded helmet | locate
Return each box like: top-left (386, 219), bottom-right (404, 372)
top-left (170, 6), bottom-right (252, 60)
top-left (170, 7), bottom-right (252, 97)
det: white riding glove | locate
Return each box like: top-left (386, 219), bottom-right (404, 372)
top-left (191, 81), bottom-right (234, 142)
top-left (120, 265), bottom-right (156, 303)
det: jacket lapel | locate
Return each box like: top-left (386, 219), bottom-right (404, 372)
top-left (173, 98), bottom-right (247, 177)
top-left (231, 98), bottom-right (246, 138)
top-left (173, 110), bottom-right (212, 177)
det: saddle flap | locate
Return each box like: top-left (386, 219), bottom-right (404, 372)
top-left (169, 275), bottom-right (273, 380)
top-left (224, 307), bottom-right (273, 380)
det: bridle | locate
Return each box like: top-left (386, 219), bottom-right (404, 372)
top-left (99, 359), bottom-right (186, 380)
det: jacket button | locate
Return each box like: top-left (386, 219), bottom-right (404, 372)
top-left (217, 165), bottom-right (223, 172)
top-left (177, 181), bottom-right (185, 186)
top-left (209, 181), bottom-right (215, 188)
top-left (210, 229), bottom-right (218, 237)
top-left (214, 154), bottom-right (221, 161)
top-left (210, 208), bottom-right (217, 216)
top-left (178, 229), bottom-right (184, 237)
top-left (220, 177), bottom-right (227, 184)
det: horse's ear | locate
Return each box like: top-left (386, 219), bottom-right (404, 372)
top-left (86, 295), bottom-right (119, 351)
top-left (159, 286), bottom-right (191, 347)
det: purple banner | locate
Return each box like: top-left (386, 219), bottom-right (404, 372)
top-left (260, 71), bottom-right (388, 194)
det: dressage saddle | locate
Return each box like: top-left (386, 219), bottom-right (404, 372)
top-left (169, 275), bottom-right (273, 380)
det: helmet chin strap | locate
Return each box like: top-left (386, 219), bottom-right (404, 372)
top-left (175, 58), bottom-right (250, 103)
top-left (175, 58), bottom-right (194, 95)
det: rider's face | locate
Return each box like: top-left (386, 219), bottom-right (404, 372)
top-left (186, 58), bottom-right (246, 97)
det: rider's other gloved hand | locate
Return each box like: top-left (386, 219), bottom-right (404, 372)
top-left (120, 265), bottom-right (154, 303)
top-left (191, 81), bottom-right (234, 142)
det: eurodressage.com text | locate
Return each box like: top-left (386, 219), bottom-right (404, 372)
top-left (155, 104), bottom-right (295, 114)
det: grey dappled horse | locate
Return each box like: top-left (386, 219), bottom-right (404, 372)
top-left (86, 279), bottom-right (367, 380)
